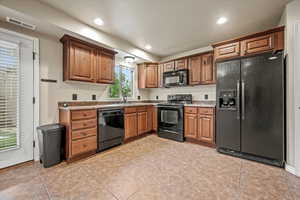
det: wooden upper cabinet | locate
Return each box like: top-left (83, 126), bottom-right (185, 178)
top-left (146, 64), bottom-right (158, 88)
top-left (184, 113), bottom-right (198, 139)
top-left (198, 114), bottom-right (214, 144)
top-left (213, 26), bottom-right (285, 61)
top-left (175, 58), bottom-right (188, 70)
top-left (60, 35), bottom-right (117, 84)
top-left (158, 64), bottom-right (164, 88)
top-left (201, 53), bottom-right (215, 84)
top-left (68, 40), bottom-right (96, 82)
top-left (241, 34), bottom-right (274, 56)
top-left (163, 61), bottom-right (175, 72)
top-left (188, 55), bottom-right (201, 85)
top-left (138, 63), bottom-right (146, 89)
top-left (214, 42), bottom-right (240, 61)
top-left (96, 50), bottom-right (115, 84)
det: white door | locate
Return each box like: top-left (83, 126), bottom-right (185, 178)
top-left (0, 30), bottom-right (34, 169)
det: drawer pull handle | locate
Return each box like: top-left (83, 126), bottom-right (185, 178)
top-left (83, 113), bottom-right (87, 116)
top-left (83, 144), bottom-right (87, 148)
top-left (83, 123), bottom-right (87, 126)
top-left (81, 132), bottom-right (87, 136)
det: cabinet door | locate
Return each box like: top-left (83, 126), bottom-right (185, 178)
top-left (198, 114), bottom-right (214, 144)
top-left (184, 113), bottom-right (198, 139)
top-left (147, 107), bottom-right (153, 132)
top-left (241, 34), bottom-right (274, 56)
top-left (125, 113), bottom-right (137, 139)
top-left (153, 107), bottom-right (158, 131)
top-left (175, 58), bottom-right (188, 70)
top-left (201, 53), bottom-right (215, 84)
top-left (214, 42), bottom-right (240, 60)
top-left (158, 64), bottom-right (164, 88)
top-left (69, 41), bottom-right (95, 82)
top-left (163, 61), bottom-right (175, 72)
top-left (97, 51), bottom-right (114, 84)
top-left (146, 64), bottom-right (158, 88)
top-left (138, 111), bottom-right (148, 135)
top-left (138, 64), bottom-right (146, 89)
top-left (188, 55), bottom-right (201, 85)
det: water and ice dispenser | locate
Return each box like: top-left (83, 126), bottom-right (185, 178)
top-left (218, 90), bottom-right (237, 109)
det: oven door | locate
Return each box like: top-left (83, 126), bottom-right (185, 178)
top-left (158, 106), bottom-right (183, 132)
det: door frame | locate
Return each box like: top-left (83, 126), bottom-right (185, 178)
top-left (0, 28), bottom-right (40, 162)
top-left (294, 22), bottom-right (300, 177)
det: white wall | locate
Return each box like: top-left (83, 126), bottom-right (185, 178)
top-left (147, 85), bottom-right (216, 101)
top-left (0, 21), bottom-right (149, 126)
top-left (280, 0), bottom-right (300, 174)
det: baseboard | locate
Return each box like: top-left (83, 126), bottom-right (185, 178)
top-left (285, 164), bottom-right (296, 175)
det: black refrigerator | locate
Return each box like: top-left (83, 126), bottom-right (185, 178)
top-left (216, 51), bottom-right (285, 167)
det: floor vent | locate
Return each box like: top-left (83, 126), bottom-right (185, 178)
top-left (6, 17), bottom-right (36, 30)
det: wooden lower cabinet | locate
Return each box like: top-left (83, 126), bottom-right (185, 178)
top-left (59, 109), bottom-right (98, 162)
top-left (138, 111), bottom-right (148, 135)
top-left (184, 107), bottom-right (215, 145)
top-left (124, 106), bottom-right (155, 140)
top-left (125, 112), bottom-right (138, 140)
top-left (153, 107), bottom-right (158, 131)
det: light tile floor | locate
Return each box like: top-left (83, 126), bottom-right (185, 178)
top-left (0, 135), bottom-right (299, 200)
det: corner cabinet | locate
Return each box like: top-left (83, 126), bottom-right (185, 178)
top-left (60, 35), bottom-right (117, 84)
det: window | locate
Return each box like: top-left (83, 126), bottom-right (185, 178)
top-left (109, 65), bottom-right (134, 98)
top-left (0, 40), bottom-right (19, 151)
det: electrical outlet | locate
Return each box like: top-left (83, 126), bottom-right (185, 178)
top-left (204, 94), bottom-right (208, 100)
top-left (137, 96), bottom-right (141, 100)
top-left (92, 94), bottom-right (96, 100)
top-left (72, 94), bottom-right (77, 100)
top-left (156, 96), bottom-right (159, 100)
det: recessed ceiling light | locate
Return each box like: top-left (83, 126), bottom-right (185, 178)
top-left (217, 17), bottom-right (227, 25)
top-left (94, 18), bottom-right (104, 26)
top-left (145, 44), bottom-right (152, 50)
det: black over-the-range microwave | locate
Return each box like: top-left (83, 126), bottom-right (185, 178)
top-left (163, 69), bottom-right (188, 87)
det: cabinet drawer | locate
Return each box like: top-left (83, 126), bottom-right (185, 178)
top-left (72, 127), bottom-right (97, 140)
top-left (71, 136), bottom-right (97, 156)
top-left (71, 118), bottom-right (97, 130)
top-left (214, 42), bottom-right (240, 60)
top-left (241, 34), bottom-right (274, 56)
top-left (71, 109), bottom-right (96, 120)
top-left (185, 107), bottom-right (197, 114)
top-left (137, 106), bottom-right (147, 112)
top-left (198, 107), bottom-right (214, 115)
top-left (125, 107), bottom-right (137, 114)
top-left (175, 58), bottom-right (188, 70)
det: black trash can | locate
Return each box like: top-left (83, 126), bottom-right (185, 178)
top-left (37, 124), bottom-right (65, 168)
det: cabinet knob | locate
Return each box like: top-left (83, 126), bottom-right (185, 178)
top-left (83, 144), bottom-right (87, 148)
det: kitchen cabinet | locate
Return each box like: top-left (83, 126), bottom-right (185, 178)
top-left (146, 64), bottom-right (158, 88)
top-left (213, 26), bottom-right (284, 61)
top-left (184, 107), bottom-right (215, 145)
top-left (59, 109), bottom-right (98, 162)
top-left (138, 63), bottom-right (158, 88)
top-left (153, 107), bottom-right (158, 131)
top-left (175, 58), bottom-right (188, 70)
top-left (60, 35), bottom-right (117, 84)
top-left (163, 61), bottom-right (175, 72)
top-left (124, 106), bottom-right (154, 140)
top-left (96, 50), bottom-right (115, 83)
top-left (158, 64), bottom-right (164, 88)
top-left (125, 112), bottom-right (138, 140)
top-left (138, 111), bottom-right (148, 135)
top-left (201, 53), bottom-right (215, 84)
top-left (188, 55), bottom-right (202, 85)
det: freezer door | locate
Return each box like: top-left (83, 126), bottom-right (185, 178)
top-left (241, 52), bottom-right (284, 161)
top-left (216, 59), bottom-right (241, 151)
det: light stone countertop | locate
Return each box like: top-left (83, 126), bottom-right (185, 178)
top-left (59, 102), bottom-right (216, 110)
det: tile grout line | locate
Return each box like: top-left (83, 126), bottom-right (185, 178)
top-left (40, 174), bottom-right (52, 200)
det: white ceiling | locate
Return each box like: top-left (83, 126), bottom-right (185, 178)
top-left (38, 0), bottom-right (289, 57)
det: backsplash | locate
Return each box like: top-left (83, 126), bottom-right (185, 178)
top-left (147, 84), bottom-right (216, 101)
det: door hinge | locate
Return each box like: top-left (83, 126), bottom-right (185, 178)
top-left (33, 97), bottom-right (36, 104)
top-left (33, 52), bottom-right (36, 60)
top-left (33, 140), bottom-right (36, 148)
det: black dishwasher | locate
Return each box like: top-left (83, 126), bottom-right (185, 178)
top-left (97, 108), bottom-right (124, 152)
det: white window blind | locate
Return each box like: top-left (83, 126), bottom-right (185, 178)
top-left (0, 40), bottom-right (19, 151)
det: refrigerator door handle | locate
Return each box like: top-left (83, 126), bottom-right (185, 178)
top-left (236, 80), bottom-right (240, 120)
top-left (242, 81), bottom-right (245, 120)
